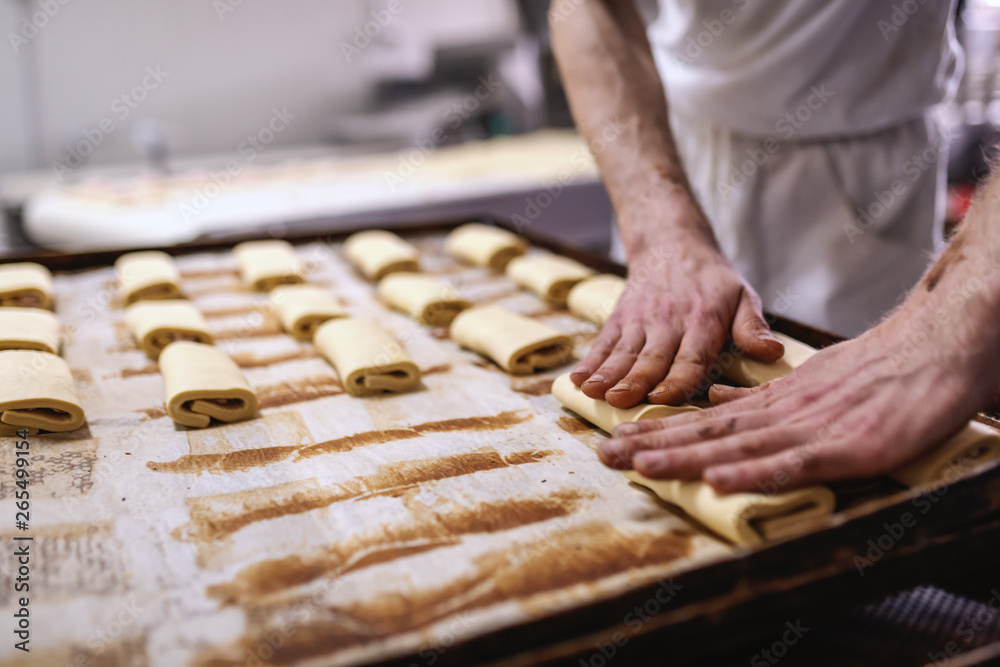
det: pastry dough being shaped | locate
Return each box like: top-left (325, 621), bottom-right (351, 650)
top-left (0, 262), bottom-right (54, 309)
top-left (551, 373), bottom-right (834, 546)
top-left (0, 308), bottom-right (61, 354)
top-left (377, 272), bottom-right (470, 326)
top-left (233, 240), bottom-right (305, 291)
top-left (343, 230), bottom-right (419, 281)
top-left (891, 421), bottom-right (1000, 487)
top-left (0, 350), bottom-right (85, 433)
top-left (445, 222), bottom-right (527, 271)
top-left (160, 341), bottom-right (258, 428)
top-left (506, 253), bottom-right (595, 306)
top-left (623, 471), bottom-right (836, 547)
top-left (115, 251), bottom-right (182, 305)
top-left (551, 373), bottom-right (698, 431)
top-left (723, 332), bottom-right (817, 387)
top-left (270, 285), bottom-right (347, 341)
top-left (124, 300), bottom-right (213, 359)
top-left (314, 318), bottom-right (421, 396)
top-left (451, 305), bottom-right (573, 374)
top-left (567, 274), bottom-right (626, 325)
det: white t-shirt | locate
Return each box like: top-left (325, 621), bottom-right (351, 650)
top-left (647, 0), bottom-right (963, 139)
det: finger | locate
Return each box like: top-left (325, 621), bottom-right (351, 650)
top-left (605, 330), bottom-right (681, 409)
top-left (581, 325), bottom-right (646, 400)
top-left (647, 323), bottom-right (725, 405)
top-left (600, 411), bottom-right (776, 466)
top-left (571, 321), bottom-right (621, 386)
top-left (631, 425), bottom-right (810, 479)
top-left (731, 289), bottom-right (784, 363)
top-left (709, 383), bottom-right (766, 406)
top-left (703, 438), bottom-right (853, 493)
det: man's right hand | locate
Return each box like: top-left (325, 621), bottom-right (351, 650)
top-left (570, 230), bottom-right (784, 410)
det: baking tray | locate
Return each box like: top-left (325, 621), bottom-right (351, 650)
top-left (0, 219), bottom-right (997, 667)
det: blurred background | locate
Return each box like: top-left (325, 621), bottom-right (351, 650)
top-left (1, 0), bottom-right (1000, 254)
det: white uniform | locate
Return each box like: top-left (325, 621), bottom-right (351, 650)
top-left (614, 0), bottom-right (963, 337)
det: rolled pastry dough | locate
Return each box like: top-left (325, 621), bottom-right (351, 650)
top-left (450, 305), bottom-right (573, 374)
top-left (160, 341), bottom-right (258, 428)
top-left (445, 222), bottom-right (526, 271)
top-left (722, 332), bottom-right (817, 387)
top-left (377, 272), bottom-right (470, 326)
top-left (506, 254), bottom-right (595, 306)
top-left (343, 230), bottom-right (419, 281)
top-left (115, 251), bottom-right (182, 305)
top-left (551, 372), bottom-right (834, 546)
top-left (0, 308), bottom-right (61, 354)
top-left (233, 240), bottom-right (304, 291)
top-left (551, 373), bottom-right (698, 432)
top-left (567, 274), bottom-right (626, 325)
top-left (0, 262), bottom-right (54, 309)
top-left (314, 319), bottom-right (420, 396)
top-left (270, 285), bottom-right (347, 341)
top-left (0, 350), bottom-right (86, 433)
top-left (623, 471), bottom-right (836, 547)
top-left (891, 421), bottom-right (1000, 487)
top-left (124, 300), bottom-right (213, 359)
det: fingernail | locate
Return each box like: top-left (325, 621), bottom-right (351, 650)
top-left (705, 467), bottom-right (732, 486)
top-left (608, 381), bottom-right (631, 394)
top-left (583, 374), bottom-right (606, 385)
top-left (572, 365), bottom-right (589, 375)
top-left (599, 439), bottom-right (622, 457)
top-left (757, 330), bottom-right (778, 341)
top-left (614, 423), bottom-right (639, 436)
top-left (634, 451), bottom-right (665, 472)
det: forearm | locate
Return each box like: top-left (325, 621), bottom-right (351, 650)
top-left (887, 174), bottom-right (1000, 400)
top-left (549, 0), bottom-right (718, 259)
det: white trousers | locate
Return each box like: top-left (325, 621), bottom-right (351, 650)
top-left (611, 111), bottom-right (947, 338)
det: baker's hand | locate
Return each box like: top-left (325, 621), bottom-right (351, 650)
top-left (571, 239), bottom-right (783, 409)
top-left (596, 312), bottom-right (989, 492)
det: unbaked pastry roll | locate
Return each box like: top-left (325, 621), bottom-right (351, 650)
top-left (115, 251), bottom-right (182, 305)
top-left (551, 373), bottom-right (698, 431)
top-left (623, 472), bottom-right (836, 547)
top-left (450, 305), bottom-right (573, 374)
top-left (722, 332), bottom-right (817, 387)
top-left (124, 300), bottom-right (213, 359)
top-left (343, 230), bottom-right (420, 281)
top-left (377, 272), bottom-right (470, 326)
top-left (0, 350), bottom-right (86, 433)
top-left (445, 222), bottom-right (527, 271)
top-left (891, 421), bottom-right (1000, 487)
top-left (0, 262), bottom-right (54, 309)
top-left (567, 274), bottom-right (626, 325)
top-left (314, 318), bottom-right (420, 396)
top-left (270, 285), bottom-right (347, 341)
top-left (0, 308), bottom-right (61, 354)
top-left (550, 373), bottom-right (834, 546)
top-left (160, 341), bottom-right (258, 428)
top-left (505, 254), bottom-right (594, 306)
top-left (233, 240), bottom-right (304, 291)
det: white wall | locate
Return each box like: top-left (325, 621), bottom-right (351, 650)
top-left (0, 0), bottom-right (520, 176)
